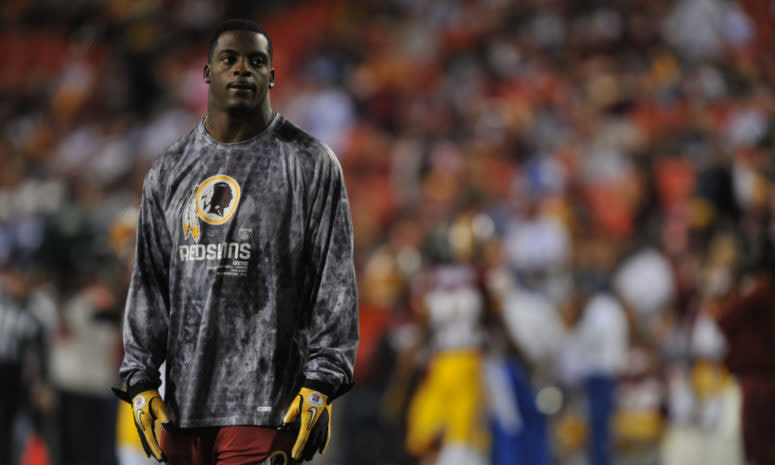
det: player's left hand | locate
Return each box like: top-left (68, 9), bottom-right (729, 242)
top-left (282, 387), bottom-right (332, 461)
top-left (113, 387), bottom-right (170, 462)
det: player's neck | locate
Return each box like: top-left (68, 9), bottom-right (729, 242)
top-left (204, 104), bottom-right (275, 143)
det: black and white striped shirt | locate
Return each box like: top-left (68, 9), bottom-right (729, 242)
top-left (0, 290), bottom-right (43, 366)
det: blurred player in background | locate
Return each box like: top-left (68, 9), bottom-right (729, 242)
top-left (115, 18), bottom-right (358, 465)
top-left (0, 263), bottom-right (47, 465)
top-left (566, 233), bottom-right (630, 465)
top-left (486, 266), bottom-right (562, 465)
top-left (404, 210), bottom-right (493, 465)
top-left (711, 205), bottom-right (775, 465)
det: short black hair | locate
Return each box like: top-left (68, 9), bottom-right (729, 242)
top-left (208, 19), bottom-right (273, 63)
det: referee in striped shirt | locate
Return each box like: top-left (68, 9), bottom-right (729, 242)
top-left (0, 263), bottom-right (46, 465)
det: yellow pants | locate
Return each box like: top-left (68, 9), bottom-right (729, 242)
top-left (405, 350), bottom-right (489, 456)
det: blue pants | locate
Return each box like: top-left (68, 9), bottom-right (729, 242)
top-left (491, 360), bottom-right (551, 465)
top-left (586, 375), bottom-right (616, 465)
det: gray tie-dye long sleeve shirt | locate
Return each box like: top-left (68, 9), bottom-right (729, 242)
top-left (120, 114), bottom-right (358, 428)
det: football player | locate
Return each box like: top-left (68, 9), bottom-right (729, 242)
top-left (115, 19), bottom-right (358, 465)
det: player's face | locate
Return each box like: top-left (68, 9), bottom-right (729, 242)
top-left (205, 30), bottom-right (274, 116)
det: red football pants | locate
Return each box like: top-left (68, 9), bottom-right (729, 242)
top-left (161, 425), bottom-right (301, 465)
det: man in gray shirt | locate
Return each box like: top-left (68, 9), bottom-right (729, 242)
top-left (115, 18), bottom-right (359, 465)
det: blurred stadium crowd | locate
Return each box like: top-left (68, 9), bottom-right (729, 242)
top-left (1, 0), bottom-right (774, 464)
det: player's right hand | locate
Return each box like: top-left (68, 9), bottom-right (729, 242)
top-left (282, 387), bottom-right (332, 461)
top-left (113, 387), bottom-right (170, 462)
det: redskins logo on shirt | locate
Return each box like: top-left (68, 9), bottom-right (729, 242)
top-left (182, 175), bottom-right (241, 242)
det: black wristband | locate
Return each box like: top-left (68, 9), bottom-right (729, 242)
top-left (303, 379), bottom-right (335, 398)
top-left (303, 379), bottom-right (354, 401)
top-left (126, 381), bottom-right (161, 399)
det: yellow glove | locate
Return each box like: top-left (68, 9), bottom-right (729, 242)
top-left (282, 387), bottom-right (332, 461)
top-left (113, 388), bottom-right (169, 462)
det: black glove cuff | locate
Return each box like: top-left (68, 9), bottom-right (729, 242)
top-left (126, 381), bottom-right (161, 399)
top-left (303, 379), bottom-right (354, 401)
top-left (111, 387), bottom-right (132, 403)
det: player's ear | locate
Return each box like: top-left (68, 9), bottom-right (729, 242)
top-left (269, 69), bottom-right (275, 88)
top-left (203, 64), bottom-right (211, 84)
